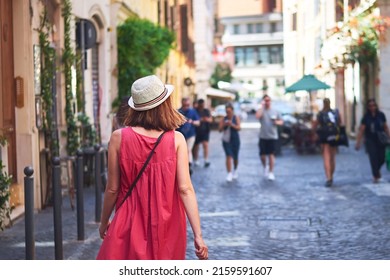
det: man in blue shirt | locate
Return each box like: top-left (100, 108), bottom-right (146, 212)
top-left (177, 97), bottom-right (200, 175)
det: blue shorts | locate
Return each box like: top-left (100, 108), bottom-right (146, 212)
top-left (222, 140), bottom-right (240, 161)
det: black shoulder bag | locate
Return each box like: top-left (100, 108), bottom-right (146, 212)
top-left (116, 131), bottom-right (166, 211)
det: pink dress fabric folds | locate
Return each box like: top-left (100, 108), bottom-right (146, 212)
top-left (97, 127), bottom-right (187, 260)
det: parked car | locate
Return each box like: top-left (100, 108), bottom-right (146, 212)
top-left (239, 98), bottom-right (259, 114)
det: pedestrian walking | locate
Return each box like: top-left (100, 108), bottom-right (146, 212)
top-left (219, 102), bottom-right (241, 182)
top-left (313, 98), bottom-right (342, 187)
top-left (193, 99), bottom-right (212, 168)
top-left (96, 75), bottom-right (208, 260)
top-left (355, 98), bottom-right (390, 183)
top-left (177, 97), bottom-right (200, 175)
top-left (255, 95), bottom-right (283, 181)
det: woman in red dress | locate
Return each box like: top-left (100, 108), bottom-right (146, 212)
top-left (96, 75), bottom-right (208, 260)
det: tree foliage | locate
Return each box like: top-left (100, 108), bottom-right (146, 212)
top-left (116, 18), bottom-right (175, 108)
top-left (209, 63), bottom-right (232, 89)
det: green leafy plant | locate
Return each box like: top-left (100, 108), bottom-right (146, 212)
top-left (0, 135), bottom-right (7, 147)
top-left (116, 17), bottom-right (175, 109)
top-left (209, 63), bottom-right (233, 89)
top-left (0, 144), bottom-right (13, 230)
top-left (62, 0), bottom-right (79, 155)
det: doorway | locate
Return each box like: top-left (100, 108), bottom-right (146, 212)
top-left (0, 0), bottom-right (16, 182)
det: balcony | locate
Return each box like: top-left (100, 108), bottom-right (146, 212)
top-left (222, 32), bottom-right (283, 47)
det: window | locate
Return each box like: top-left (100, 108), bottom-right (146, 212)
top-left (292, 12), bottom-right (297, 31)
top-left (270, 46), bottom-right (283, 64)
top-left (234, 48), bottom-right (245, 66)
top-left (233, 24), bottom-right (240, 34)
top-left (170, 5), bottom-right (175, 30)
top-left (164, 0), bottom-right (169, 27)
top-left (268, 0), bottom-right (276, 12)
top-left (335, 0), bottom-right (343, 22)
top-left (258, 47), bottom-right (269, 64)
top-left (245, 47), bottom-right (256, 66)
top-left (158, 1), bottom-right (161, 25)
top-left (256, 23), bottom-right (263, 33)
top-left (314, 0), bottom-right (320, 16)
top-left (270, 22), bottom-right (277, 33)
top-left (180, 4), bottom-right (188, 52)
top-left (234, 45), bottom-right (284, 66)
top-left (247, 24), bottom-right (253, 34)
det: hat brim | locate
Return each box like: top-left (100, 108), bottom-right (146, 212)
top-left (128, 84), bottom-right (174, 111)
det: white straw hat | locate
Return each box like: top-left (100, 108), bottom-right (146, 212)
top-left (128, 75), bottom-right (174, 111)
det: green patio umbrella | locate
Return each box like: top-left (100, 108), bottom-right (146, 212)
top-left (285, 74), bottom-right (331, 113)
top-left (285, 74), bottom-right (331, 93)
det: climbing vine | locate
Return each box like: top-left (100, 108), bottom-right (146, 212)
top-left (62, 0), bottom-right (79, 155)
top-left (38, 6), bottom-right (59, 156)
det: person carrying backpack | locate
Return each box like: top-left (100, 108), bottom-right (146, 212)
top-left (313, 98), bottom-right (342, 187)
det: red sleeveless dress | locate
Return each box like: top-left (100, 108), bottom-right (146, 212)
top-left (96, 127), bottom-right (187, 259)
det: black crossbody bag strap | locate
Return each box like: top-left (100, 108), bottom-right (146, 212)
top-left (116, 131), bottom-right (166, 211)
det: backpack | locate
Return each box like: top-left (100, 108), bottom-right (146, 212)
top-left (317, 110), bottom-right (340, 145)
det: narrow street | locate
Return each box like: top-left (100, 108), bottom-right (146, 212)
top-left (1, 115), bottom-right (390, 260)
top-left (186, 114), bottom-right (390, 260)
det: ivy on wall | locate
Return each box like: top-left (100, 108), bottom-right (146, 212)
top-left (0, 137), bottom-right (12, 230)
top-left (62, 0), bottom-right (79, 155)
top-left (116, 17), bottom-right (175, 108)
top-left (0, 160), bottom-right (12, 231)
top-left (38, 7), bottom-right (59, 157)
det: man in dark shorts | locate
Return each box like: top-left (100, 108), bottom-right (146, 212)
top-left (255, 95), bottom-right (283, 181)
top-left (193, 99), bottom-right (212, 167)
top-left (177, 97), bottom-right (200, 175)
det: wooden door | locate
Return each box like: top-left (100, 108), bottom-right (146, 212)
top-left (0, 0), bottom-right (16, 179)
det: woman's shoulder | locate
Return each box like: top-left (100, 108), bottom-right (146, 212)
top-left (109, 129), bottom-right (122, 149)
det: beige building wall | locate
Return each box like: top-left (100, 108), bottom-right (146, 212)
top-left (218, 0), bottom-right (263, 17)
top-left (218, 0), bottom-right (282, 17)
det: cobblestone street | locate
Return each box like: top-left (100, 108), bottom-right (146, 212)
top-left (1, 116), bottom-right (390, 260)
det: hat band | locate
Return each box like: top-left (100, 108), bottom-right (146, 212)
top-left (133, 87), bottom-right (168, 109)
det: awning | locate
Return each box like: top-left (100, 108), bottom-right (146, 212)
top-left (205, 87), bottom-right (236, 100)
top-left (285, 74), bottom-right (331, 93)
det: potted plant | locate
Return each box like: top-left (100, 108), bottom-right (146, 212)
top-left (0, 136), bottom-right (13, 231)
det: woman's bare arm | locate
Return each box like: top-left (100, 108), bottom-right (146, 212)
top-left (175, 131), bottom-right (208, 259)
top-left (99, 129), bottom-right (121, 238)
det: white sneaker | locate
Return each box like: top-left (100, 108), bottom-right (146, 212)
top-left (226, 172), bottom-right (233, 182)
top-left (233, 170), bottom-right (238, 180)
top-left (263, 166), bottom-right (269, 178)
top-left (194, 161), bottom-right (200, 167)
top-left (268, 172), bottom-right (275, 181)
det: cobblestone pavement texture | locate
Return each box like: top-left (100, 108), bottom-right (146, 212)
top-left (1, 115), bottom-right (390, 260)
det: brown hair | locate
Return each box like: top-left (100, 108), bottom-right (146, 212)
top-left (124, 95), bottom-right (186, 130)
top-left (323, 98), bottom-right (331, 111)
